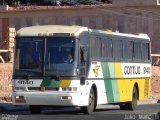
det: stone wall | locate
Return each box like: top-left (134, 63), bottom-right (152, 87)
top-left (151, 66), bottom-right (160, 99)
top-left (0, 63), bottom-right (12, 100)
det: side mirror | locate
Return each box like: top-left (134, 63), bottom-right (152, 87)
top-left (83, 51), bottom-right (87, 62)
top-left (81, 46), bottom-right (88, 62)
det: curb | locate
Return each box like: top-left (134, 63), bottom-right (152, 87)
top-left (138, 99), bottom-right (159, 105)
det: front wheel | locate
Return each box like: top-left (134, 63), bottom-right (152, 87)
top-left (29, 105), bottom-right (42, 114)
top-left (81, 87), bottom-right (96, 114)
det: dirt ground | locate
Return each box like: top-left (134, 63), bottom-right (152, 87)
top-left (151, 66), bottom-right (160, 99)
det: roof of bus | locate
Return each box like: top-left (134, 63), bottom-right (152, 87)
top-left (16, 25), bottom-right (88, 36)
top-left (91, 29), bottom-right (150, 40)
top-left (17, 25), bottom-right (150, 40)
top-left (92, 29), bottom-right (150, 40)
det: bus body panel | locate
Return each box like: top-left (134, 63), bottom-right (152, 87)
top-left (13, 61), bottom-right (151, 106)
top-left (88, 61), bottom-right (151, 104)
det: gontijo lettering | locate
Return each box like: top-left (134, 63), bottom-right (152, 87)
top-left (124, 66), bottom-right (140, 75)
top-left (124, 66), bottom-right (150, 75)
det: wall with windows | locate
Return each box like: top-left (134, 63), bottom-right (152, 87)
top-left (112, 0), bottom-right (159, 6)
top-left (0, 5), bottom-right (160, 54)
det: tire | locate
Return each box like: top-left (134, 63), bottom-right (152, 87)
top-left (128, 87), bottom-right (138, 110)
top-left (29, 105), bottom-right (42, 114)
top-left (119, 103), bottom-right (128, 110)
top-left (81, 87), bottom-right (96, 114)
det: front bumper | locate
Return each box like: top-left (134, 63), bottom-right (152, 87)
top-left (12, 91), bottom-right (89, 106)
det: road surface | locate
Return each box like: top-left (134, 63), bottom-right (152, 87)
top-left (0, 104), bottom-right (159, 120)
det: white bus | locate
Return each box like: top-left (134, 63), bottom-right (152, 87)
top-left (12, 25), bottom-right (151, 114)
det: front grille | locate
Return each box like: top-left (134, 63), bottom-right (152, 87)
top-left (28, 87), bottom-right (59, 91)
top-left (28, 87), bottom-right (41, 91)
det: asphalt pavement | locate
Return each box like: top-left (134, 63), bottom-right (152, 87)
top-left (0, 99), bottom-right (159, 120)
top-left (0, 102), bottom-right (29, 113)
top-left (0, 98), bottom-right (158, 113)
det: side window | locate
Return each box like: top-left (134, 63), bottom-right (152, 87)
top-left (142, 43), bottom-right (146, 60)
top-left (139, 42), bottom-right (142, 59)
top-left (119, 40), bottom-right (123, 59)
top-left (102, 37), bottom-right (113, 59)
top-left (123, 40), bottom-right (129, 59)
top-left (91, 35), bottom-right (102, 59)
top-left (113, 39), bottom-right (117, 59)
top-left (128, 41), bottom-right (133, 59)
top-left (102, 38), bottom-right (107, 58)
top-left (142, 42), bottom-right (150, 61)
top-left (133, 41), bottom-right (142, 60)
top-left (91, 35), bottom-right (96, 58)
top-left (133, 42), bottom-right (137, 59)
top-left (96, 36), bottom-right (102, 58)
top-left (146, 43), bottom-right (150, 60)
top-left (108, 39), bottom-right (113, 58)
top-left (114, 40), bottom-right (123, 59)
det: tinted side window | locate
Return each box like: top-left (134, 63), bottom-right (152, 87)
top-left (146, 43), bottom-right (150, 60)
top-left (123, 40), bottom-right (129, 59)
top-left (102, 38), bottom-right (107, 58)
top-left (133, 42), bottom-right (142, 60)
top-left (96, 36), bottom-right (102, 58)
top-left (102, 38), bottom-right (113, 59)
top-left (128, 41), bottom-right (133, 59)
top-left (91, 35), bottom-right (96, 58)
top-left (108, 39), bottom-right (113, 58)
top-left (114, 39), bottom-right (123, 59)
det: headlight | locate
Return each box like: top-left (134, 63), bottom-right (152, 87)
top-left (61, 87), bottom-right (77, 92)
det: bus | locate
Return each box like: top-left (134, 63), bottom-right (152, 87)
top-left (12, 25), bottom-right (151, 114)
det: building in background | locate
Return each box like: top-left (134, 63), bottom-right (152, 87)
top-left (0, 0), bottom-right (112, 6)
top-left (112, 0), bottom-right (160, 6)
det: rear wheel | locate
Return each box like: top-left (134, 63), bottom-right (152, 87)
top-left (128, 87), bottom-right (138, 110)
top-left (29, 105), bottom-right (42, 114)
top-left (81, 87), bottom-right (96, 114)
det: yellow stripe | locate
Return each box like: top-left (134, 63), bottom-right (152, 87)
top-left (115, 63), bottom-right (123, 78)
top-left (115, 63), bottom-right (126, 102)
top-left (60, 80), bottom-right (72, 88)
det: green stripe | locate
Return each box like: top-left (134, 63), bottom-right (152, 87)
top-left (111, 80), bottom-right (120, 102)
top-left (101, 62), bottom-right (120, 103)
top-left (40, 79), bottom-right (60, 88)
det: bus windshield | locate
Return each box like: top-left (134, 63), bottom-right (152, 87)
top-left (14, 37), bottom-right (77, 77)
top-left (45, 37), bottom-right (76, 76)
